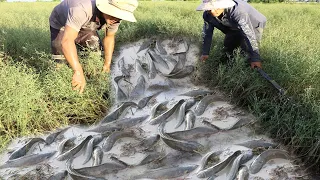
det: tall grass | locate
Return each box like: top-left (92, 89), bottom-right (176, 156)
top-left (0, 1), bottom-right (320, 173)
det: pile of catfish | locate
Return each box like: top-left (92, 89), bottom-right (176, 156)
top-left (1, 38), bottom-right (292, 180)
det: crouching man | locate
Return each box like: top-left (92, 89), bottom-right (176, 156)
top-left (196, 0), bottom-right (266, 69)
top-left (49, 0), bottom-right (138, 93)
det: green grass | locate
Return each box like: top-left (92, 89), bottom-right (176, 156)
top-left (0, 1), bottom-right (320, 173)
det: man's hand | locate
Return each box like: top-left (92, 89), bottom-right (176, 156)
top-left (251, 61), bottom-right (262, 69)
top-left (200, 55), bottom-right (209, 62)
top-left (102, 64), bottom-right (110, 73)
top-left (72, 70), bottom-right (86, 94)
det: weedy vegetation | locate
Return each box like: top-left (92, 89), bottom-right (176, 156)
top-left (0, 1), bottom-right (319, 173)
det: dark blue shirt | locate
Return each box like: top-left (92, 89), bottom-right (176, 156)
top-left (202, 0), bottom-right (267, 62)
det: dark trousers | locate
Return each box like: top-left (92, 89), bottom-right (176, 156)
top-left (50, 26), bottom-right (101, 60)
top-left (223, 28), bottom-right (263, 55)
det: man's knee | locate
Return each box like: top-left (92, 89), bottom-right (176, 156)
top-left (222, 46), bottom-right (235, 54)
top-left (85, 35), bottom-right (100, 51)
top-left (76, 30), bottom-right (101, 51)
top-left (51, 40), bottom-right (63, 55)
top-left (224, 31), bottom-right (242, 52)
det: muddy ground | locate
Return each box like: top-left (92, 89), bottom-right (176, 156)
top-left (0, 38), bottom-right (310, 180)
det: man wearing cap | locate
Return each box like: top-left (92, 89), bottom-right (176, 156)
top-left (196, 0), bottom-right (266, 69)
top-left (49, 0), bottom-right (138, 94)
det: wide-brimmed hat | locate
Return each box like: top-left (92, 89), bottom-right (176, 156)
top-left (196, 0), bottom-right (236, 11)
top-left (96, 0), bottom-right (138, 22)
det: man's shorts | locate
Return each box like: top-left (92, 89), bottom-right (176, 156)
top-left (50, 26), bottom-right (101, 62)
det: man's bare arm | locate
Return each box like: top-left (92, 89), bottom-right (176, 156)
top-left (61, 25), bottom-right (86, 93)
top-left (102, 31), bottom-right (116, 73)
top-left (61, 25), bottom-right (82, 72)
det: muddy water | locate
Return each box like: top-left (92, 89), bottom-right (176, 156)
top-left (0, 39), bottom-right (306, 179)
